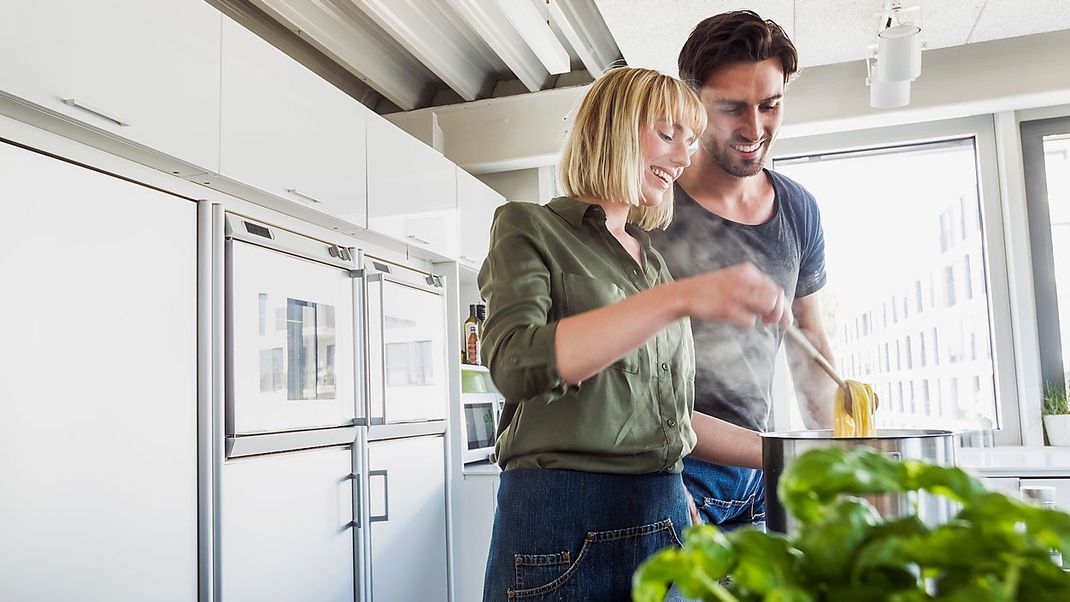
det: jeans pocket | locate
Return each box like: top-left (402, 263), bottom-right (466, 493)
top-left (511, 518), bottom-right (681, 600)
top-left (513, 551), bottom-right (571, 592)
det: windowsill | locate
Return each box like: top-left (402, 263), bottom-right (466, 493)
top-left (959, 446), bottom-right (1070, 477)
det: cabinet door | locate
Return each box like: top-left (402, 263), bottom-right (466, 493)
top-left (368, 436), bottom-right (449, 601)
top-left (0, 142), bottom-right (197, 601)
top-left (457, 474), bottom-right (500, 602)
top-left (457, 167), bottom-right (505, 269)
top-left (0, 0), bottom-right (221, 173)
top-left (220, 17), bottom-right (368, 226)
top-left (222, 447), bottom-right (356, 602)
top-left (367, 118), bottom-right (458, 256)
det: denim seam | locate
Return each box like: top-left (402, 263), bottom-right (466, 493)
top-left (510, 518), bottom-right (676, 599)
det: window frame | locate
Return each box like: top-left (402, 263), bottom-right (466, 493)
top-left (1020, 116), bottom-right (1070, 394)
top-left (770, 115), bottom-right (1022, 445)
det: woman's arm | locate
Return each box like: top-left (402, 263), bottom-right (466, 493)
top-left (555, 263), bottom-right (792, 384)
top-left (688, 412), bottom-right (762, 470)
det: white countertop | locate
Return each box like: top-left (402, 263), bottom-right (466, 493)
top-left (958, 446), bottom-right (1070, 477)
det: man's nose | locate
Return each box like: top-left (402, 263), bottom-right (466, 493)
top-left (740, 108), bottom-right (762, 141)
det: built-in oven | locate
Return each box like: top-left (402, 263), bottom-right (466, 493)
top-left (359, 258), bottom-right (447, 425)
top-left (225, 215), bottom-right (361, 456)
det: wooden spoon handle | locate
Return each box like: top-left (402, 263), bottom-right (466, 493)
top-left (784, 324), bottom-right (848, 390)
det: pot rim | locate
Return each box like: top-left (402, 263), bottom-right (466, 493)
top-left (759, 428), bottom-right (957, 441)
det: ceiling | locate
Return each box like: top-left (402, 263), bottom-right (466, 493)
top-left (598, 0), bottom-right (1070, 74)
top-left (229, 0), bottom-right (1070, 114)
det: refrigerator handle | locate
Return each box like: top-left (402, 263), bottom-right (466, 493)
top-left (369, 469), bottom-right (390, 523)
top-left (348, 472), bottom-right (362, 529)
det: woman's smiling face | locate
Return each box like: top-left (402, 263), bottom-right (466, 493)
top-left (639, 118), bottom-right (696, 205)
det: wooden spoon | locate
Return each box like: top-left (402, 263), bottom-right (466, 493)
top-left (783, 324), bottom-right (856, 415)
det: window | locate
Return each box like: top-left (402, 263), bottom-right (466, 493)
top-left (774, 136), bottom-right (1000, 432)
top-left (944, 265), bottom-right (957, 307)
top-left (1022, 118), bottom-right (1070, 390)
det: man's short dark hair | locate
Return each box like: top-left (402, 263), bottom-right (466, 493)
top-left (678, 10), bottom-right (799, 89)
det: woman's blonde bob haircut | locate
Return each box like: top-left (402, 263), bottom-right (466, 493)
top-left (558, 67), bottom-right (707, 231)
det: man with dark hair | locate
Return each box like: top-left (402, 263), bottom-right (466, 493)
top-left (649, 10), bottom-right (838, 529)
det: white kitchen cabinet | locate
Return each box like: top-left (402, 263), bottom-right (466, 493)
top-left (0, 0), bottom-right (221, 174)
top-left (368, 435), bottom-right (450, 601)
top-left (0, 141), bottom-right (197, 601)
top-left (222, 446), bottom-right (357, 602)
top-left (456, 471), bottom-right (500, 602)
top-left (220, 17), bottom-right (369, 227)
top-left (457, 167), bottom-right (506, 269)
top-left (367, 118), bottom-right (458, 256)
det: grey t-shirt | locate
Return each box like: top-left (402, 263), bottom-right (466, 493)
top-left (649, 170), bottom-right (826, 431)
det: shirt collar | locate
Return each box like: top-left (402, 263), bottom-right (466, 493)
top-left (547, 196), bottom-right (603, 229)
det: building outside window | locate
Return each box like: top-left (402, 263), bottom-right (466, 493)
top-left (774, 138), bottom-right (998, 432)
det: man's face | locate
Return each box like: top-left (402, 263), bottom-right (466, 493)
top-left (697, 58), bottom-right (785, 178)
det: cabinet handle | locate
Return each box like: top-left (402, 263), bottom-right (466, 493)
top-left (369, 469), bottom-right (390, 523)
top-left (61, 98), bottom-right (130, 127)
top-left (406, 234), bottom-right (431, 245)
top-left (286, 188), bottom-right (324, 204)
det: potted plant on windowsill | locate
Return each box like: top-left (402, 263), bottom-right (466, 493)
top-left (1043, 377), bottom-right (1070, 446)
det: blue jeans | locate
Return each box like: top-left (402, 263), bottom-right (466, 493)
top-left (482, 468), bottom-right (690, 601)
top-left (682, 457), bottom-right (765, 530)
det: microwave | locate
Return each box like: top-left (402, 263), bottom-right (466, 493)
top-left (461, 392), bottom-right (500, 464)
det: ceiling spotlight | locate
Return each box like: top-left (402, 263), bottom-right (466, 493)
top-left (866, 1), bottom-right (923, 108)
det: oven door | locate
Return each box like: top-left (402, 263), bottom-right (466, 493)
top-left (461, 395), bottom-right (498, 464)
top-left (228, 240), bottom-right (355, 435)
top-left (365, 272), bottom-right (447, 424)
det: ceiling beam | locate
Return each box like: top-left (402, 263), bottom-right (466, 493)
top-left (548, 0), bottom-right (621, 77)
top-left (444, 0), bottom-right (552, 92)
top-left (250, 0), bottom-right (435, 110)
top-left (493, 0), bottom-right (571, 75)
top-left (351, 0), bottom-right (492, 101)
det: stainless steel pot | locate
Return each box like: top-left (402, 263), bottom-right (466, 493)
top-left (760, 429), bottom-right (958, 534)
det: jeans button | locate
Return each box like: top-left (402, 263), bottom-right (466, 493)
top-left (667, 418), bottom-right (677, 428)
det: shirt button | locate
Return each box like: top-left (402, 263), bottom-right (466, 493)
top-left (661, 362), bottom-right (670, 371)
top-left (667, 418), bottom-right (677, 428)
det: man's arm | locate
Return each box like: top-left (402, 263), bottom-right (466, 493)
top-left (784, 293), bottom-right (837, 429)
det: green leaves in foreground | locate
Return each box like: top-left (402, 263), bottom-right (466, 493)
top-left (633, 447), bottom-right (1070, 602)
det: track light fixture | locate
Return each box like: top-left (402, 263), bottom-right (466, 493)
top-left (866, 1), bottom-right (923, 108)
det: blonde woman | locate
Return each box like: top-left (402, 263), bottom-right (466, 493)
top-left (479, 67), bottom-right (790, 601)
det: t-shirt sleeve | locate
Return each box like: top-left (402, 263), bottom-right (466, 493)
top-left (796, 190), bottom-right (827, 298)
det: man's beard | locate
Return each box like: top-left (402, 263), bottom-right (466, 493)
top-left (709, 140), bottom-right (767, 178)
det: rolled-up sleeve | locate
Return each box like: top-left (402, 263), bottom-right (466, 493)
top-left (477, 203), bottom-right (573, 403)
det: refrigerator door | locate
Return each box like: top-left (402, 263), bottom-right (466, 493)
top-left (367, 435), bottom-right (449, 601)
top-left (366, 274), bottom-right (448, 423)
top-left (229, 240), bottom-right (356, 435)
top-left (221, 446), bottom-right (357, 602)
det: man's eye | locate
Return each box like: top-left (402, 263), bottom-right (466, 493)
top-left (761, 104), bottom-right (780, 112)
top-left (659, 132), bottom-right (673, 142)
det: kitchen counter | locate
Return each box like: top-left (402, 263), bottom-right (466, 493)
top-left (959, 446), bottom-right (1070, 478)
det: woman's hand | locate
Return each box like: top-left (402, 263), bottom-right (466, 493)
top-left (677, 263), bottom-right (792, 329)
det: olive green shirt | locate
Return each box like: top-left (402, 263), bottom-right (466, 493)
top-left (478, 197), bottom-right (697, 474)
